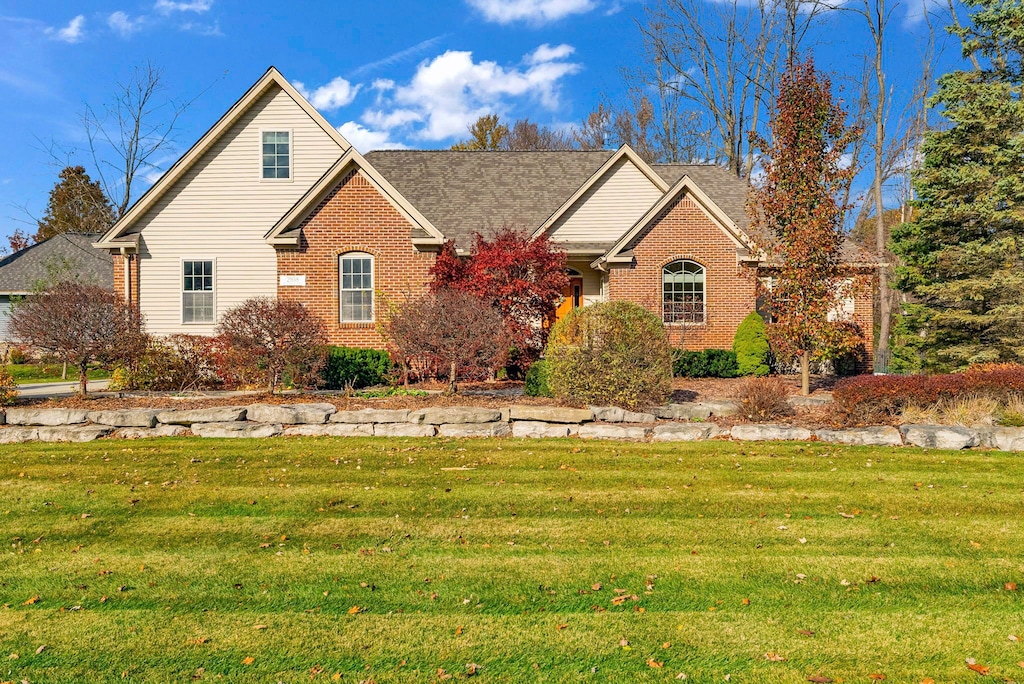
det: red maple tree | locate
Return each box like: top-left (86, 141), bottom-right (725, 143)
top-left (748, 59), bottom-right (867, 394)
top-left (431, 227), bottom-right (569, 361)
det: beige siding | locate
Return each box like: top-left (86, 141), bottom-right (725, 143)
top-left (131, 86), bottom-right (345, 335)
top-left (549, 158), bottom-right (664, 243)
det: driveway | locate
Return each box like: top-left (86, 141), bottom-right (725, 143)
top-left (17, 380), bottom-right (111, 399)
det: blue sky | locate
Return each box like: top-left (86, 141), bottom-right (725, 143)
top-left (1, 0), bottom-right (963, 241)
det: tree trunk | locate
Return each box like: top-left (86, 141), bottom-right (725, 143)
top-left (448, 361), bottom-right (458, 395)
top-left (62, 361), bottom-right (67, 380)
top-left (800, 351), bottom-right (810, 396)
top-left (873, 1), bottom-right (891, 375)
top-left (79, 361), bottom-right (89, 396)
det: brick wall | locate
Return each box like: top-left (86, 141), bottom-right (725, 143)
top-left (853, 274), bottom-right (875, 373)
top-left (276, 169), bottom-right (436, 348)
top-left (607, 194), bottom-right (757, 350)
top-left (111, 253), bottom-right (140, 309)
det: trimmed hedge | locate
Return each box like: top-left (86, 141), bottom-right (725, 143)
top-left (833, 363), bottom-right (1024, 423)
top-left (673, 349), bottom-right (739, 378)
top-left (321, 346), bottom-right (393, 390)
top-left (525, 360), bottom-right (553, 397)
top-left (733, 312), bottom-right (770, 376)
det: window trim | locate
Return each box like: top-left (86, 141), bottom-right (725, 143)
top-left (339, 252), bottom-right (375, 323)
top-left (259, 128), bottom-right (294, 182)
top-left (180, 258), bottom-right (216, 325)
top-left (662, 259), bottom-right (706, 325)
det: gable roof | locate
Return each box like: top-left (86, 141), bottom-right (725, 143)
top-left (532, 145), bottom-right (670, 238)
top-left (94, 67), bottom-right (350, 250)
top-left (363, 150), bottom-right (615, 246)
top-left (0, 233), bottom-right (112, 295)
top-left (267, 148), bottom-right (446, 246)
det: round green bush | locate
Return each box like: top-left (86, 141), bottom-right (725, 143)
top-left (733, 312), bottom-right (770, 377)
top-left (524, 360), bottom-right (553, 397)
top-left (545, 301), bottom-right (673, 409)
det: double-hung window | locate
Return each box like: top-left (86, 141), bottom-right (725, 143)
top-left (339, 252), bottom-right (374, 322)
top-left (182, 260), bottom-right (215, 323)
top-left (262, 130), bottom-right (291, 179)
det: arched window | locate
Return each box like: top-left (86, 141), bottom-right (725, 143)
top-left (663, 260), bottom-right (705, 324)
top-left (339, 252), bottom-right (374, 322)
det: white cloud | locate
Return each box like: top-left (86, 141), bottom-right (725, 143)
top-left (155, 0), bottom-right (213, 13)
top-left (371, 79), bottom-right (396, 92)
top-left (45, 15), bottom-right (85, 43)
top-left (526, 43), bottom-right (575, 64)
top-left (338, 122), bottom-right (408, 153)
top-left (108, 11), bottom-right (144, 37)
top-left (377, 46), bottom-right (580, 140)
top-left (467, 0), bottom-right (597, 24)
top-left (294, 77), bottom-right (362, 112)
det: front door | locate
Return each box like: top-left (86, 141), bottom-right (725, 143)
top-left (554, 277), bottom-right (584, 323)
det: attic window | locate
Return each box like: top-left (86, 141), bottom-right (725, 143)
top-left (262, 131), bottom-right (291, 179)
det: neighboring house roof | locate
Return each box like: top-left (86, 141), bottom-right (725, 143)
top-left (267, 148), bottom-right (446, 246)
top-left (94, 66), bottom-right (350, 250)
top-left (0, 233), bottom-right (112, 295)
top-left (363, 150), bottom-right (616, 246)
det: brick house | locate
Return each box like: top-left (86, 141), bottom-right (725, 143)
top-left (94, 67), bottom-right (876, 369)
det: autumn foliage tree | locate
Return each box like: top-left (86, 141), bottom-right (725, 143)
top-left (384, 289), bottom-right (508, 394)
top-left (431, 227), bottom-right (569, 362)
top-left (216, 298), bottom-right (326, 394)
top-left (748, 59), bottom-right (865, 395)
top-left (9, 282), bottom-right (147, 395)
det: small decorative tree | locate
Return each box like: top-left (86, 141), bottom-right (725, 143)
top-left (9, 282), bottom-right (147, 395)
top-left (216, 298), bottom-right (326, 394)
top-left (430, 227), bottom-right (569, 363)
top-left (384, 289), bottom-right (508, 394)
top-left (748, 59), bottom-right (866, 395)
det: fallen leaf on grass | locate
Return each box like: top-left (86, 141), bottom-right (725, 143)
top-left (35, 645), bottom-right (46, 655)
top-left (965, 659), bottom-right (989, 675)
top-left (437, 667), bottom-right (452, 680)
top-left (807, 677), bottom-right (833, 683)
top-left (455, 625), bottom-right (464, 635)
top-left (8, 653), bottom-right (18, 660)
top-left (332, 674), bottom-right (342, 681)
top-left (241, 656), bottom-right (255, 665)
top-left (1010, 635), bottom-right (1020, 642)
top-left (869, 674), bottom-right (886, 680)
top-left (465, 663), bottom-right (480, 676)
top-left (1017, 661), bottom-right (1024, 668)
top-left (742, 598), bottom-right (750, 605)
top-left (921, 678), bottom-right (935, 684)
top-left (797, 629), bottom-right (815, 637)
top-left (1006, 582), bottom-right (1018, 591)
top-left (347, 606), bottom-right (361, 615)
top-left (23, 596), bottom-right (40, 605)
top-left (764, 652), bottom-right (786, 662)
top-left (253, 624), bottom-right (267, 630)
top-left (556, 624), bottom-right (568, 631)
top-left (662, 642), bottom-right (671, 649)
top-left (646, 658), bottom-right (663, 668)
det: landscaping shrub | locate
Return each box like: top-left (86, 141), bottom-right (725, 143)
top-left (673, 349), bottom-right (739, 378)
top-left (1000, 395), bottom-right (1024, 427)
top-left (833, 363), bottom-right (1024, 424)
top-left (0, 365), bottom-right (16, 406)
top-left (733, 376), bottom-right (794, 422)
top-left (733, 312), bottom-right (770, 376)
top-left (113, 335), bottom-right (223, 392)
top-left (7, 346), bottom-right (30, 365)
top-left (384, 289), bottom-right (508, 394)
top-left (217, 298), bottom-right (327, 394)
top-left (545, 301), bottom-right (673, 410)
top-left (902, 395), bottom-right (1001, 428)
top-left (321, 347), bottom-right (392, 390)
top-left (524, 360), bottom-right (553, 397)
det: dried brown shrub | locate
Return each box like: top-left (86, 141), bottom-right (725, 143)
top-left (733, 376), bottom-right (794, 422)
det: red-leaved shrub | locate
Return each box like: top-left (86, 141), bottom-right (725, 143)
top-left (833, 364), bottom-right (1024, 424)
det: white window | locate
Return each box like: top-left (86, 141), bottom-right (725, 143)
top-left (340, 252), bottom-right (373, 322)
top-left (182, 260), bottom-right (214, 323)
top-left (663, 260), bottom-right (706, 324)
top-left (262, 130), bottom-right (291, 179)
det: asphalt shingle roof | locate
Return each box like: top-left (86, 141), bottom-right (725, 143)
top-left (0, 233), bottom-right (112, 294)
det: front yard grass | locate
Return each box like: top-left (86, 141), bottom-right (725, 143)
top-left (0, 437), bottom-right (1021, 682)
top-left (7, 363), bottom-right (110, 385)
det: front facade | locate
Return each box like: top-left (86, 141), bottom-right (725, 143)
top-left (95, 67), bottom-right (875, 369)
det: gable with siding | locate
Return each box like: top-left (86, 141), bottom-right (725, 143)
top-left (120, 84), bottom-right (346, 335)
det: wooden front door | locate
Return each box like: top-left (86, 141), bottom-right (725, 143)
top-left (554, 277), bottom-right (584, 323)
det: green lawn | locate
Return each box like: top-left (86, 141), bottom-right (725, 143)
top-left (0, 437), bottom-right (1021, 683)
top-left (7, 363), bottom-right (110, 385)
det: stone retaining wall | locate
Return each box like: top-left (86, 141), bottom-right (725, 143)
top-left (0, 403), bottom-right (1020, 451)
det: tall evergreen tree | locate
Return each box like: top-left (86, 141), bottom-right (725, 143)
top-left (35, 166), bottom-right (116, 242)
top-left (891, 0), bottom-right (1024, 369)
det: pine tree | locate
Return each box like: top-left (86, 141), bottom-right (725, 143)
top-left (35, 166), bottom-right (116, 242)
top-left (890, 0), bottom-right (1024, 369)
